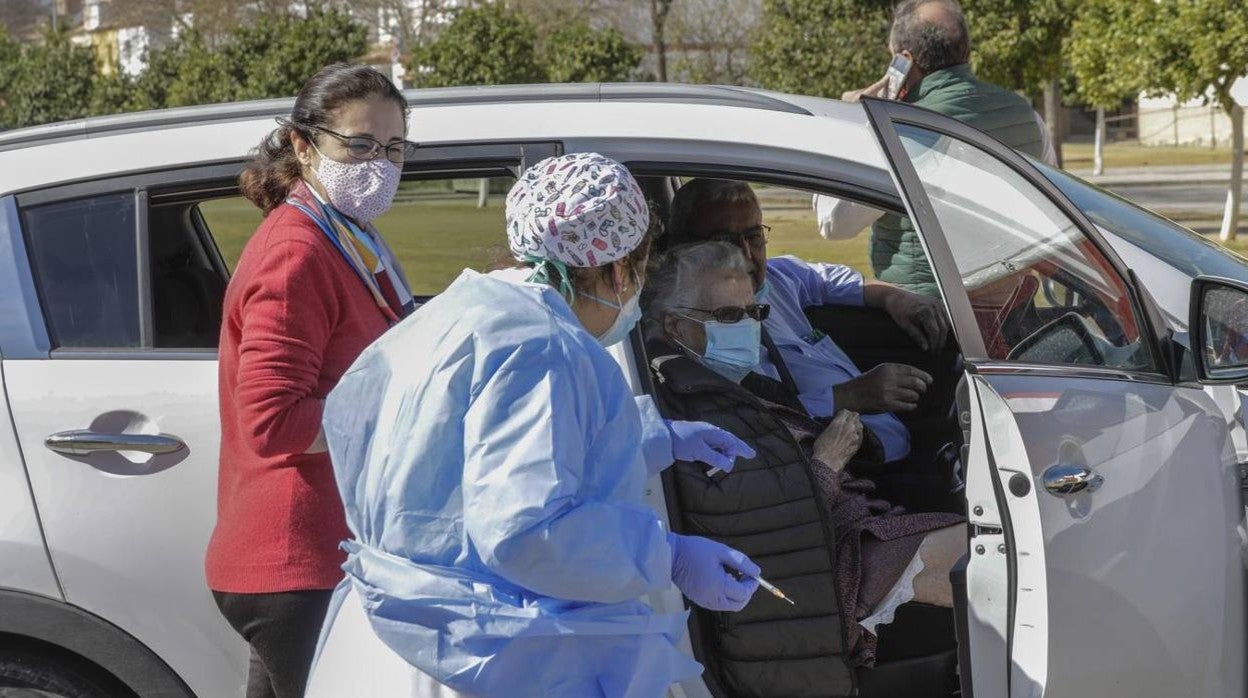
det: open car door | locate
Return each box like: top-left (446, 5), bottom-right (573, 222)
top-left (862, 98), bottom-right (1246, 698)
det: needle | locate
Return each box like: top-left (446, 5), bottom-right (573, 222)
top-left (725, 565), bottom-right (796, 606)
top-left (753, 575), bottom-right (796, 606)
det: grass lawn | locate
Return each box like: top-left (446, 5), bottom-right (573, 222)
top-left (200, 182), bottom-right (1248, 297)
top-left (1062, 141), bottom-right (1233, 169)
top-left (198, 189), bottom-right (875, 296)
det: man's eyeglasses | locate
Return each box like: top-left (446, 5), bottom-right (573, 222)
top-left (284, 118), bottom-right (417, 164)
top-left (676, 303), bottom-right (771, 324)
top-left (706, 224), bottom-right (771, 249)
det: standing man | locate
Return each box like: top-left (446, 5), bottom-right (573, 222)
top-left (819, 0), bottom-right (1053, 296)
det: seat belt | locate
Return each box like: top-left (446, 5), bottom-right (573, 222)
top-left (761, 327), bottom-right (802, 400)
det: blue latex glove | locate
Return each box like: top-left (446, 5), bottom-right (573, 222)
top-left (666, 420), bottom-right (756, 473)
top-left (668, 533), bottom-right (761, 612)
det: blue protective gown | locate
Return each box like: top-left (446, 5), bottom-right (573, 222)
top-left (318, 269), bottom-right (699, 697)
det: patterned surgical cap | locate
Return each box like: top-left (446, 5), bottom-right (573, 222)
top-left (506, 152), bottom-right (649, 269)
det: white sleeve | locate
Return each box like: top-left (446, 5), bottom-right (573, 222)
top-left (812, 193), bottom-right (884, 240)
top-left (1033, 111), bottom-right (1059, 167)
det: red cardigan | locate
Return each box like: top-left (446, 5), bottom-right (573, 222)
top-left (206, 196), bottom-right (391, 593)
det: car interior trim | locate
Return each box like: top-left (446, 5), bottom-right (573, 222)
top-left (0, 196), bottom-right (51, 360)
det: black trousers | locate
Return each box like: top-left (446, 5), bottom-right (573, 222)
top-left (213, 589), bottom-right (334, 698)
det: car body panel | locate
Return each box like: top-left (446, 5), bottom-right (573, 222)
top-left (861, 98), bottom-right (1247, 697)
top-left (0, 360), bottom-right (60, 600)
top-left (987, 372), bottom-right (1244, 698)
top-left (2, 359), bottom-right (246, 698)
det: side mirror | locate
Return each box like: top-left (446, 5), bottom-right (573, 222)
top-left (1189, 276), bottom-right (1248, 384)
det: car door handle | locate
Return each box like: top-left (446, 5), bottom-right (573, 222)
top-left (45, 430), bottom-right (186, 457)
top-left (1042, 464), bottom-right (1104, 496)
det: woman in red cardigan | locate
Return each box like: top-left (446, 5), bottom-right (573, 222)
top-left (206, 64), bottom-right (414, 698)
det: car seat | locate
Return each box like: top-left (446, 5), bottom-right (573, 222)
top-left (153, 252), bottom-right (227, 348)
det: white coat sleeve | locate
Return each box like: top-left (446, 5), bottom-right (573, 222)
top-left (812, 193), bottom-right (885, 240)
top-left (460, 345), bottom-right (672, 604)
top-left (634, 395), bottom-right (674, 477)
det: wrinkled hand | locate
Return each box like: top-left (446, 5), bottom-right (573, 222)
top-left (882, 288), bottom-right (949, 353)
top-left (842, 75), bottom-right (890, 103)
top-left (833, 363), bottom-right (933, 413)
top-left (668, 533), bottom-right (760, 612)
top-left (667, 420), bottom-right (756, 473)
top-left (813, 410), bottom-right (863, 472)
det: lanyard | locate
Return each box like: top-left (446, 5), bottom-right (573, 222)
top-left (286, 198), bottom-right (401, 324)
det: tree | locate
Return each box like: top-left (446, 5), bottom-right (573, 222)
top-left (1066, 0), bottom-right (1155, 174)
top-left (163, 33), bottom-right (238, 108)
top-left (226, 8), bottom-right (369, 101)
top-left (0, 32), bottom-right (19, 126)
top-left (962, 0), bottom-right (1074, 164)
top-left (90, 72), bottom-right (135, 117)
top-left (750, 0), bottom-right (891, 99)
top-left (4, 28), bottom-right (98, 128)
top-left (1150, 0), bottom-right (1248, 240)
top-left (132, 8), bottom-right (367, 111)
top-left (408, 4), bottom-right (546, 87)
top-left (667, 0), bottom-right (760, 85)
top-left (650, 0), bottom-right (675, 82)
top-left (541, 23), bottom-right (642, 83)
top-left (0, 0), bottom-right (45, 39)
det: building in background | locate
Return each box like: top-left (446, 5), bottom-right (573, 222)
top-left (1137, 77), bottom-right (1248, 147)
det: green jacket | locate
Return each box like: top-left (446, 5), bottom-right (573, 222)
top-left (871, 64), bottom-right (1045, 297)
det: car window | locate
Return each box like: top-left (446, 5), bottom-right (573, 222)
top-left (23, 193), bottom-right (141, 348)
top-left (198, 177), bottom-right (515, 297)
top-left (1038, 163), bottom-right (1248, 282)
top-left (894, 123), bottom-right (1158, 372)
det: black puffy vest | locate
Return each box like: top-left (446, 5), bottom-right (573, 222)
top-left (646, 341), bottom-right (855, 697)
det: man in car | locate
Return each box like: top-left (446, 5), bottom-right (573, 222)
top-left (661, 179), bottom-right (951, 490)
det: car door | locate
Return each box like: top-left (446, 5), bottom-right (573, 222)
top-left (3, 178), bottom-right (247, 698)
top-left (862, 98), bottom-right (1246, 698)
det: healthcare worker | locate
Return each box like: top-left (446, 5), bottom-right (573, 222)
top-left (310, 153), bottom-right (760, 697)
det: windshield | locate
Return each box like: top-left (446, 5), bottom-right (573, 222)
top-left (1037, 163), bottom-right (1248, 282)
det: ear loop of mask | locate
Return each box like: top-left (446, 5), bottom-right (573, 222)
top-left (581, 267), bottom-right (638, 310)
top-left (670, 312), bottom-right (707, 358)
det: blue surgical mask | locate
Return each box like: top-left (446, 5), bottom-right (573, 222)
top-left (584, 273), bottom-right (643, 348)
top-left (677, 317), bottom-right (762, 383)
top-left (754, 279), bottom-right (771, 304)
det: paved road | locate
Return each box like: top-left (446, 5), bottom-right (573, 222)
top-left (1070, 164), bottom-right (1239, 227)
top-left (758, 163), bottom-right (1243, 232)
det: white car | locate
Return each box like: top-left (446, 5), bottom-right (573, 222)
top-left (0, 84), bottom-right (1244, 698)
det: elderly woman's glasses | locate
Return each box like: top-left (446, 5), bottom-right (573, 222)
top-left (677, 303), bottom-right (771, 323)
top-left (706, 224), bottom-right (771, 249)
top-left (285, 119), bottom-right (417, 165)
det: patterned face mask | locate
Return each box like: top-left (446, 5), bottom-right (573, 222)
top-left (311, 142), bottom-right (402, 223)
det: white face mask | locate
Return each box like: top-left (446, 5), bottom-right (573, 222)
top-left (584, 271), bottom-right (643, 348)
top-left (310, 142), bottom-right (401, 223)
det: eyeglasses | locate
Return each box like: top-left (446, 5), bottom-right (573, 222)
top-left (705, 224), bottom-right (771, 249)
top-left (676, 303), bottom-right (771, 323)
top-left (283, 119), bottom-right (417, 164)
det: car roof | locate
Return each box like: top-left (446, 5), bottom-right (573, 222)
top-left (0, 83), bottom-right (888, 196)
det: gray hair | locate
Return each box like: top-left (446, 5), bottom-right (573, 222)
top-left (665, 179), bottom-right (758, 247)
top-left (890, 0), bottom-right (970, 74)
top-left (642, 241), bottom-right (752, 340)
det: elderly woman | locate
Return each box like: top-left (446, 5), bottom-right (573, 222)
top-left (640, 241), bottom-right (965, 694)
